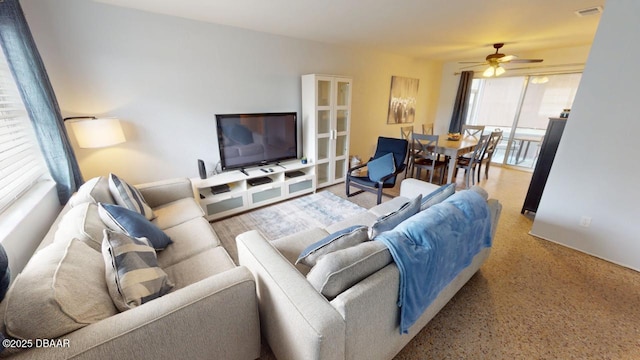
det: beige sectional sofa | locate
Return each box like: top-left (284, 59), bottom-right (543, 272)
top-left (0, 177), bottom-right (260, 359)
top-left (237, 179), bottom-right (502, 360)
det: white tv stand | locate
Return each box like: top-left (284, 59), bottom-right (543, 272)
top-left (191, 160), bottom-right (316, 221)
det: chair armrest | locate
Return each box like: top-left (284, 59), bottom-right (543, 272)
top-left (135, 178), bottom-right (194, 208)
top-left (237, 230), bottom-right (346, 360)
top-left (9, 267), bottom-right (260, 360)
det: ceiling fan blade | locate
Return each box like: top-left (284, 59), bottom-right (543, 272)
top-left (458, 61), bottom-right (486, 64)
top-left (508, 59), bottom-right (543, 63)
top-left (498, 55), bottom-right (518, 62)
top-left (459, 63), bottom-right (488, 69)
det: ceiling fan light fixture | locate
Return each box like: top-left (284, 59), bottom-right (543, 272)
top-left (483, 66), bottom-right (495, 77)
top-left (495, 65), bottom-right (506, 76)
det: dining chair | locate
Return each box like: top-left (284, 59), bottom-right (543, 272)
top-left (422, 123), bottom-right (434, 135)
top-left (410, 133), bottom-right (447, 185)
top-left (400, 125), bottom-right (414, 176)
top-left (454, 134), bottom-right (490, 188)
top-left (477, 130), bottom-right (503, 182)
top-left (346, 136), bottom-right (408, 204)
top-left (461, 124), bottom-right (486, 139)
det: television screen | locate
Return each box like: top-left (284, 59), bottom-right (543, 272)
top-left (216, 112), bottom-right (298, 171)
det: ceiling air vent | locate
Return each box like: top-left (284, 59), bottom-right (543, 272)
top-left (575, 6), bottom-right (603, 17)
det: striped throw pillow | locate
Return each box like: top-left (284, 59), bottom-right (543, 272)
top-left (102, 230), bottom-right (174, 312)
top-left (108, 173), bottom-right (155, 220)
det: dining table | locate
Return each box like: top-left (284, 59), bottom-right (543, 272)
top-left (429, 135), bottom-right (479, 184)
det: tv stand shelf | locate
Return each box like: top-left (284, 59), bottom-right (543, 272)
top-left (191, 160), bottom-right (316, 221)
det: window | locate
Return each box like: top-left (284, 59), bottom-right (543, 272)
top-left (0, 45), bottom-right (49, 213)
top-left (467, 73), bottom-right (582, 168)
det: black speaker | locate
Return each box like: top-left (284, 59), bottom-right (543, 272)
top-left (198, 159), bottom-right (207, 179)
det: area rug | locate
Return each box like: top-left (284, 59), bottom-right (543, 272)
top-left (211, 190), bottom-right (367, 263)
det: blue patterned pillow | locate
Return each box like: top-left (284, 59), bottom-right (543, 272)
top-left (296, 225), bottom-right (369, 267)
top-left (102, 230), bottom-right (173, 311)
top-left (420, 183), bottom-right (456, 211)
top-left (368, 153), bottom-right (396, 182)
top-left (108, 173), bottom-right (155, 220)
top-left (98, 203), bottom-right (172, 250)
top-left (369, 194), bottom-right (422, 239)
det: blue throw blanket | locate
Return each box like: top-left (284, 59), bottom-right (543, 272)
top-left (376, 190), bottom-right (492, 334)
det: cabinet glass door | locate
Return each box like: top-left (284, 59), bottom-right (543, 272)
top-left (317, 80), bottom-right (332, 106)
top-left (336, 81), bottom-right (350, 106)
top-left (336, 110), bottom-right (349, 132)
top-left (317, 110), bottom-right (331, 135)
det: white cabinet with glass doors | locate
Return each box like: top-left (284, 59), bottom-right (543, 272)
top-left (301, 74), bottom-right (352, 188)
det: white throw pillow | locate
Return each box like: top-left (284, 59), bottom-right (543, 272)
top-left (4, 239), bottom-right (118, 340)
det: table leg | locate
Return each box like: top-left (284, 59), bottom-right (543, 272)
top-left (447, 155), bottom-right (456, 183)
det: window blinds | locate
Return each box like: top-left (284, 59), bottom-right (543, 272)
top-left (0, 48), bottom-right (48, 213)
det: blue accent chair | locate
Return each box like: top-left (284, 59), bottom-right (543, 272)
top-left (346, 136), bottom-right (408, 204)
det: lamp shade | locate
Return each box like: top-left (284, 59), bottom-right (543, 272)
top-left (70, 118), bottom-right (126, 148)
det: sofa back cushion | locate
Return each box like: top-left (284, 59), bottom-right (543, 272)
top-left (420, 183), bottom-right (456, 211)
top-left (54, 202), bottom-right (105, 251)
top-left (68, 176), bottom-right (115, 207)
top-left (306, 240), bottom-right (392, 300)
top-left (3, 239), bottom-right (118, 340)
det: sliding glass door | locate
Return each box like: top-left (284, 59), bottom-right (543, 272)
top-left (467, 73), bottom-right (582, 169)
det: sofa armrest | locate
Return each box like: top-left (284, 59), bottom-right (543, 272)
top-left (237, 230), bottom-right (346, 360)
top-left (8, 267), bottom-right (260, 360)
top-left (135, 178), bottom-right (194, 208)
top-left (399, 178), bottom-right (441, 199)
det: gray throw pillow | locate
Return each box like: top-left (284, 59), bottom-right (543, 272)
top-left (296, 225), bottom-right (369, 267)
top-left (369, 194), bottom-right (422, 239)
top-left (102, 230), bottom-right (174, 312)
top-left (306, 240), bottom-right (392, 300)
top-left (420, 183), bottom-right (456, 211)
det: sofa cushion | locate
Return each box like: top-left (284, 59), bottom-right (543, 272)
top-left (4, 239), bottom-right (118, 340)
top-left (367, 152), bottom-right (396, 182)
top-left (68, 176), bottom-right (114, 207)
top-left (163, 247), bottom-right (236, 290)
top-left (54, 202), bottom-right (105, 251)
top-left (151, 198), bottom-right (205, 230)
top-left (108, 173), bottom-right (156, 220)
top-left (157, 217), bottom-right (220, 268)
top-left (324, 212), bottom-right (378, 234)
top-left (369, 194), bottom-right (422, 239)
top-left (420, 183), bottom-right (456, 211)
top-left (98, 203), bottom-right (173, 250)
top-left (306, 240), bottom-right (392, 300)
top-left (102, 230), bottom-right (174, 312)
top-left (296, 225), bottom-right (369, 267)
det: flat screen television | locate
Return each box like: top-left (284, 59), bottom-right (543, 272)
top-left (215, 112), bottom-right (298, 171)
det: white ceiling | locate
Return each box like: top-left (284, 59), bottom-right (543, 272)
top-left (93, 0), bottom-right (604, 62)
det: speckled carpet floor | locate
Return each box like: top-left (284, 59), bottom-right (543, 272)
top-left (217, 167), bottom-right (640, 359)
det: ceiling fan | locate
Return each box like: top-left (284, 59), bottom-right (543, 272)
top-left (460, 43), bottom-right (543, 77)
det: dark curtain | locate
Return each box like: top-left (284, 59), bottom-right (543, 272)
top-left (448, 70), bottom-right (474, 134)
top-left (0, 0), bottom-right (82, 204)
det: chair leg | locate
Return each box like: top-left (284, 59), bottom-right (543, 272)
top-left (376, 187), bottom-right (383, 205)
top-left (477, 162), bottom-right (482, 183)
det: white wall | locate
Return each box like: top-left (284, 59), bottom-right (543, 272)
top-left (530, 1), bottom-right (640, 271)
top-left (21, 0), bottom-right (442, 184)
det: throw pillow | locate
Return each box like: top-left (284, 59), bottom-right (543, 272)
top-left (306, 240), bottom-right (392, 300)
top-left (296, 225), bottom-right (369, 267)
top-left (98, 203), bottom-right (173, 250)
top-left (102, 230), bottom-right (174, 312)
top-left (54, 202), bottom-right (106, 252)
top-left (369, 194), bottom-right (422, 239)
top-left (108, 173), bottom-right (156, 220)
top-left (420, 183), bottom-right (456, 211)
top-left (3, 239), bottom-right (118, 340)
top-left (68, 176), bottom-right (114, 207)
top-left (367, 153), bottom-right (396, 183)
